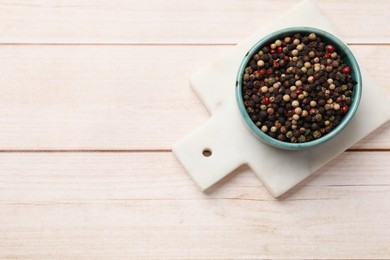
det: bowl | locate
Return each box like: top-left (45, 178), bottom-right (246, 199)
top-left (235, 27), bottom-right (362, 150)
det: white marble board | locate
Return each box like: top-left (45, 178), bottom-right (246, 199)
top-left (172, 0), bottom-right (390, 197)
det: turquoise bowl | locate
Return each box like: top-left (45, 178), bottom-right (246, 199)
top-left (236, 27), bottom-right (362, 150)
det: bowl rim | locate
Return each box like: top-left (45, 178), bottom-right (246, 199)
top-left (235, 27), bottom-right (362, 150)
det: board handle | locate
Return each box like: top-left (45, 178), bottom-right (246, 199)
top-left (172, 114), bottom-right (246, 191)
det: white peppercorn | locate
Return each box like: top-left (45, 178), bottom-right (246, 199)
top-left (257, 60), bottom-right (265, 67)
top-left (292, 100), bottom-right (300, 108)
top-left (308, 33), bottom-right (317, 40)
top-left (295, 107), bottom-right (302, 114)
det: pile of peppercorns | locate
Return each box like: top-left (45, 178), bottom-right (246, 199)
top-left (241, 32), bottom-right (355, 143)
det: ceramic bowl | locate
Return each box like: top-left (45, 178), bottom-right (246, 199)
top-left (235, 27), bottom-right (362, 150)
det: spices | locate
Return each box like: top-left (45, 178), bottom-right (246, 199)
top-left (257, 60), bottom-right (265, 67)
top-left (291, 100), bottom-right (300, 108)
top-left (308, 33), bottom-right (317, 40)
top-left (342, 66), bottom-right (351, 74)
top-left (326, 44), bottom-right (335, 53)
top-left (241, 32), bottom-right (355, 143)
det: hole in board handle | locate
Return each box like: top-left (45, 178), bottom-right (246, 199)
top-left (202, 148), bottom-right (212, 157)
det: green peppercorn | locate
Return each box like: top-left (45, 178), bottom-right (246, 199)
top-left (313, 130), bottom-right (322, 139)
top-left (298, 135), bottom-right (306, 142)
top-left (241, 31), bottom-right (355, 144)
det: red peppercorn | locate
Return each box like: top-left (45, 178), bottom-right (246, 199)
top-left (296, 89), bottom-right (303, 94)
top-left (270, 49), bottom-right (276, 54)
top-left (325, 53), bottom-right (331, 58)
top-left (277, 46), bottom-right (283, 53)
top-left (266, 68), bottom-right (273, 76)
top-left (262, 97), bottom-right (270, 104)
top-left (326, 45), bottom-right (335, 53)
top-left (286, 109), bottom-right (295, 117)
top-left (273, 60), bottom-right (279, 68)
top-left (284, 56), bottom-right (290, 61)
top-left (342, 66), bottom-right (351, 74)
top-left (341, 105), bottom-right (349, 114)
top-left (259, 80), bottom-right (265, 86)
top-left (259, 69), bottom-right (266, 76)
top-left (336, 97), bottom-right (342, 103)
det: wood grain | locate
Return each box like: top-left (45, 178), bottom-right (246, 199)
top-left (0, 152), bottom-right (389, 259)
top-left (0, 0), bottom-right (389, 44)
top-left (0, 44), bottom-right (388, 150)
top-left (0, 0), bottom-right (389, 259)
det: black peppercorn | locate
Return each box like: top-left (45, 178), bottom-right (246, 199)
top-left (241, 31), bottom-right (355, 143)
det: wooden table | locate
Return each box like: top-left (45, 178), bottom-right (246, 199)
top-left (0, 1), bottom-right (389, 259)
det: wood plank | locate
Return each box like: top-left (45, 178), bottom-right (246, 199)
top-left (0, 0), bottom-right (389, 44)
top-left (0, 152), bottom-right (389, 259)
top-left (0, 44), bottom-right (388, 150)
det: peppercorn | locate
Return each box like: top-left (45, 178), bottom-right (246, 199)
top-left (314, 114), bottom-right (322, 122)
top-left (313, 130), bottom-right (322, 139)
top-left (298, 135), bottom-right (306, 143)
top-left (292, 114), bottom-right (300, 121)
top-left (341, 105), bottom-right (349, 114)
top-left (326, 45), bottom-right (335, 53)
top-left (308, 33), bottom-right (317, 40)
top-left (290, 91), bottom-right (298, 100)
top-left (291, 100), bottom-right (300, 108)
top-left (295, 107), bottom-right (302, 114)
top-left (277, 134), bottom-right (286, 141)
top-left (283, 94), bottom-right (291, 102)
top-left (342, 66), bottom-right (351, 74)
top-left (241, 31), bottom-right (355, 143)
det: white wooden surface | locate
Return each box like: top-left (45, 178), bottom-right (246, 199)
top-left (0, 0), bottom-right (389, 259)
